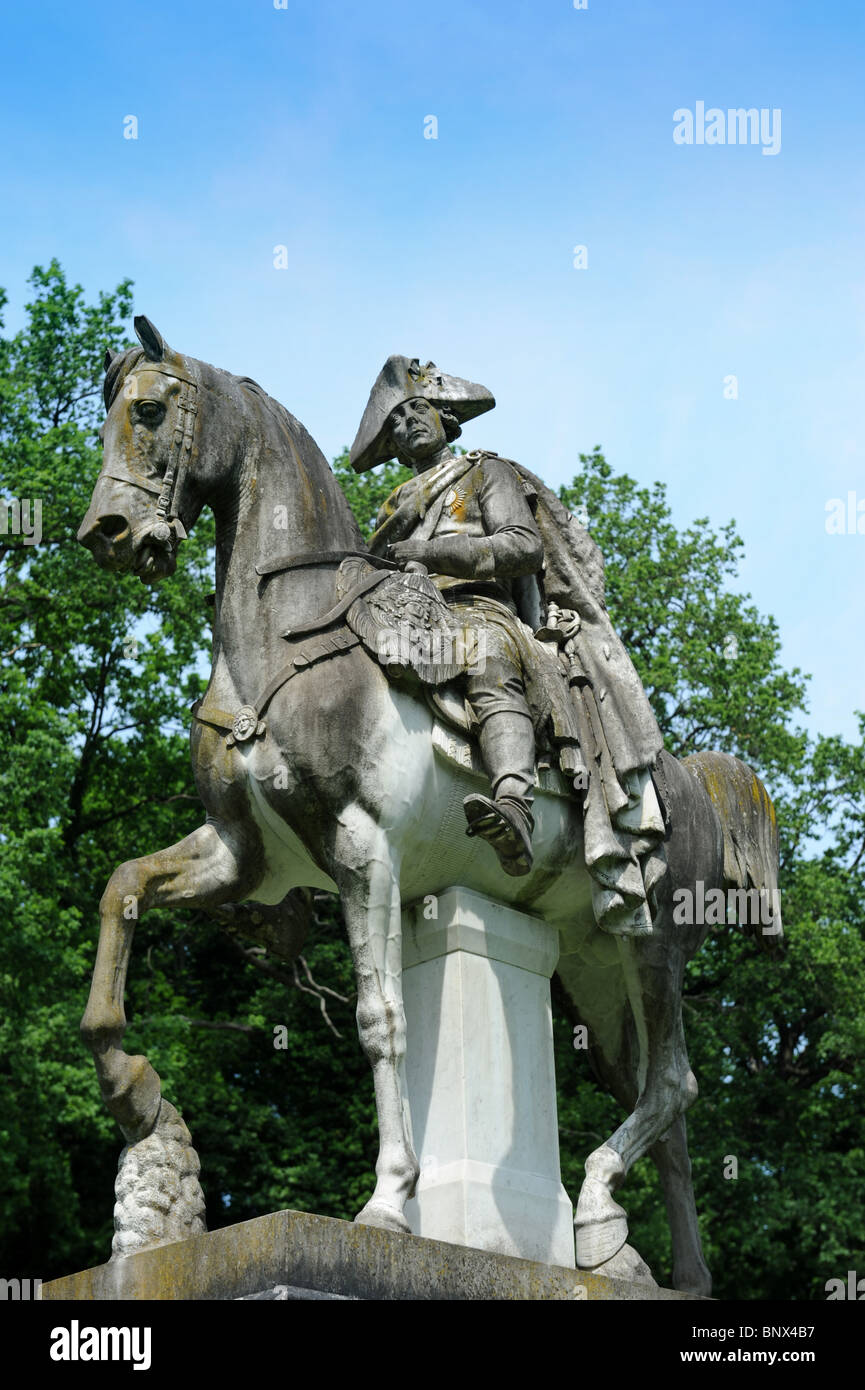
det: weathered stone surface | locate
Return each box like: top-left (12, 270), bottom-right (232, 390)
top-left (403, 888), bottom-right (575, 1267)
top-left (112, 1099), bottom-right (205, 1259)
top-left (593, 1243), bottom-right (658, 1286)
top-left (41, 1209), bottom-right (703, 1301)
top-left (74, 322), bottom-right (784, 1294)
top-left (237, 1284), bottom-right (358, 1301)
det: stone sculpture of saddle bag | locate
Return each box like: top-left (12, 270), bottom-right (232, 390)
top-left (337, 556), bottom-right (479, 686)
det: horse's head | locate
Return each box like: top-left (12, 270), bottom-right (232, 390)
top-left (81, 315), bottom-right (367, 586)
top-left (78, 316), bottom-right (214, 584)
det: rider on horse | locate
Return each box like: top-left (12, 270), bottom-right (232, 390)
top-left (350, 356), bottom-right (668, 935)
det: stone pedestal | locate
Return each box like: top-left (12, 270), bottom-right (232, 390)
top-left (402, 886), bottom-right (575, 1267)
top-left (41, 1208), bottom-right (703, 1300)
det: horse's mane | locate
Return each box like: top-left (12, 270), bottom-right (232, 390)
top-left (232, 373), bottom-right (365, 549)
top-left (104, 346), bottom-right (287, 423)
top-left (233, 372), bottom-right (307, 442)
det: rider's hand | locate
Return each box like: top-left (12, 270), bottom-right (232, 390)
top-left (389, 540), bottom-right (429, 567)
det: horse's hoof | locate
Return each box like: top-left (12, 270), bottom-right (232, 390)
top-left (353, 1200), bottom-right (411, 1234)
top-left (574, 1157), bottom-right (629, 1267)
top-left (575, 1212), bottom-right (629, 1268)
top-left (591, 1242), bottom-right (657, 1286)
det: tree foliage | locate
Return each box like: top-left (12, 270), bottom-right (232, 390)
top-left (0, 265), bottom-right (375, 1277)
top-left (1, 269), bottom-right (861, 1298)
top-left (558, 453), bottom-right (865, 1299)
top-left (331, 452), bottom-right (411, 540)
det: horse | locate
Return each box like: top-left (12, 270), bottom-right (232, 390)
top-left (76, 317), bottom-right (782, 1294)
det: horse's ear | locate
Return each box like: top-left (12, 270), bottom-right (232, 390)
top-left (134, 316), bottom-right (165, 361)
top-left (104, 347), bottom-right (118, 371)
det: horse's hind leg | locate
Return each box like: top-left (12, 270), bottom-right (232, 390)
top-left (650, 1115), bottom-right (712, 1296)
top-left (581, 1016), bottom-right (711, 1295)
top-left (576, 935), bottom-right (698, 1269)
top-left (80, 820), bottom-right (257, 1253)
top-left (328, 810), bottom-right (418, 1234)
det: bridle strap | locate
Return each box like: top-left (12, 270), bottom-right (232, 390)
top-left (102, 469), bottom-right (163, 496)
top-left (154, 379), bottom-right (198, 535)
top-left (106, 363), bottom-right (200, 542)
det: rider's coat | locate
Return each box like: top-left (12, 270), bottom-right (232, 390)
top-left (370, 448), bottom-right (669, 938)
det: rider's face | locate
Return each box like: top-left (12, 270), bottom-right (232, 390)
top-left (387, 397), bottom-right (448, 467)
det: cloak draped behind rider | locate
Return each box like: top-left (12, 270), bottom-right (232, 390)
top-left (367, 449), bottom-right (669, 938)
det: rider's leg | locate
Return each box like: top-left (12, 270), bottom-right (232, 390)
top-left (477, 705), bottom-right (536, 829)
top-left (463, 652), bottom-right (537, 874)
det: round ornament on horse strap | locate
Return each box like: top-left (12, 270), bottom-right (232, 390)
top-left (231, 706), bottom-right (260, 744)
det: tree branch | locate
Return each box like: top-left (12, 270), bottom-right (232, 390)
top-left (226, 937), bottom-right (349, 1039)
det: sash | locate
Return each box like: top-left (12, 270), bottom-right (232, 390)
top-left (368, 454), bottom-right (480, 557)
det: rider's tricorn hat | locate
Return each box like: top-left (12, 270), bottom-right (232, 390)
top-left (349, 355), bottom-right (495, 473)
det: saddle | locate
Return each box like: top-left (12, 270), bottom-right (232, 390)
top-left (335, 555), bottom-right (472, 685)
top-left (335, 556), bottom-right (588, 793)
top-left (193, 555), bottom-right (588, 795)
top-left (193, 552), bottom-right (668, 938)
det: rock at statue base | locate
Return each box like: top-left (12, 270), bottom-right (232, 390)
top-left (112, 1099), bottom-right (206, 1259)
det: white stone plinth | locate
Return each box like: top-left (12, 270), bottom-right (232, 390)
top-left (402, 886), bottom-right (575, 1268)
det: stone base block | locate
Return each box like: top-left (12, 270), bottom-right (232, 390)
top-left (406, 1159), bottom-right (574, 1267)
top-left (402, 887), bottom-right (575, 1267)
top-left (40, 1208), bottom-right (705, 1301)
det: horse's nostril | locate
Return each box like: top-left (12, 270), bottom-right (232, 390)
top-left (99, 515), bottom-right (129, 540)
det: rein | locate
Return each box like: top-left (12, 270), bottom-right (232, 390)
top-left (256, 550), bottom-right (396, 578)
top-left (152, 377), bottom-right (198, 547)
top-left (103, 364), bottom-right (199, 552)
top-left (194, 551), bottom-right (399, 747)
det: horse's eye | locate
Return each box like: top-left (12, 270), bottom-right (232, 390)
top-left (136, 401), bottom-right (165, 426)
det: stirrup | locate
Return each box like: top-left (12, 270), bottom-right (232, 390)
top-left (463, 793), bottom-right (534, 877)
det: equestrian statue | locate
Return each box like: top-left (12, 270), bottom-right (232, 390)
top-left (76, 320), bottom-right (782, 1295)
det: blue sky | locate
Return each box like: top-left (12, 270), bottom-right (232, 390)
top-left (2, 0), bottom-right (863, 744)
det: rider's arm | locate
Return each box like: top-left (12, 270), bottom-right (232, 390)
top-left (417, 458), bottom-right (543, 580)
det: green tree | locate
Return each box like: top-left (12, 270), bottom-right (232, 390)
top-left (2, 268), bottom-right (861, 1299)
top-left (559, 449), bottom-right (809, 778)
top-left (331, 451), bottom-right (411, 540)
top-left (555, 451), bottom-right (864, 1300)
top-left (0, 265), bottom-right (376, 1278)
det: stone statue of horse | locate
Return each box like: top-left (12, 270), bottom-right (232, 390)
top-left (77, 318), bottom-right (782, 1294)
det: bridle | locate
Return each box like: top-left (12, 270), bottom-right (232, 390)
top-left (151, 373), bottom-right (198, 547)
top-left (102, 359), bottom-right (406, 746)
top-left (103, 362), bottom-right (199, 551)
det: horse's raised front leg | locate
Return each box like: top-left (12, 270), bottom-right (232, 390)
top-left (329, 808), bottom-right (418, 1233)
top-left (80, 820), bottom-right (257, 1255)
top-left (575, 935), bottom-right (697, 1269)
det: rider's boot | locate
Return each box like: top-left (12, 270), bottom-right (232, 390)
top-left (463, 710), bottom-right (535, 876)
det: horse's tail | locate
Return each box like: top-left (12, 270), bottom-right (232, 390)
top-left (682, 751), bottom-right (783, 951)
